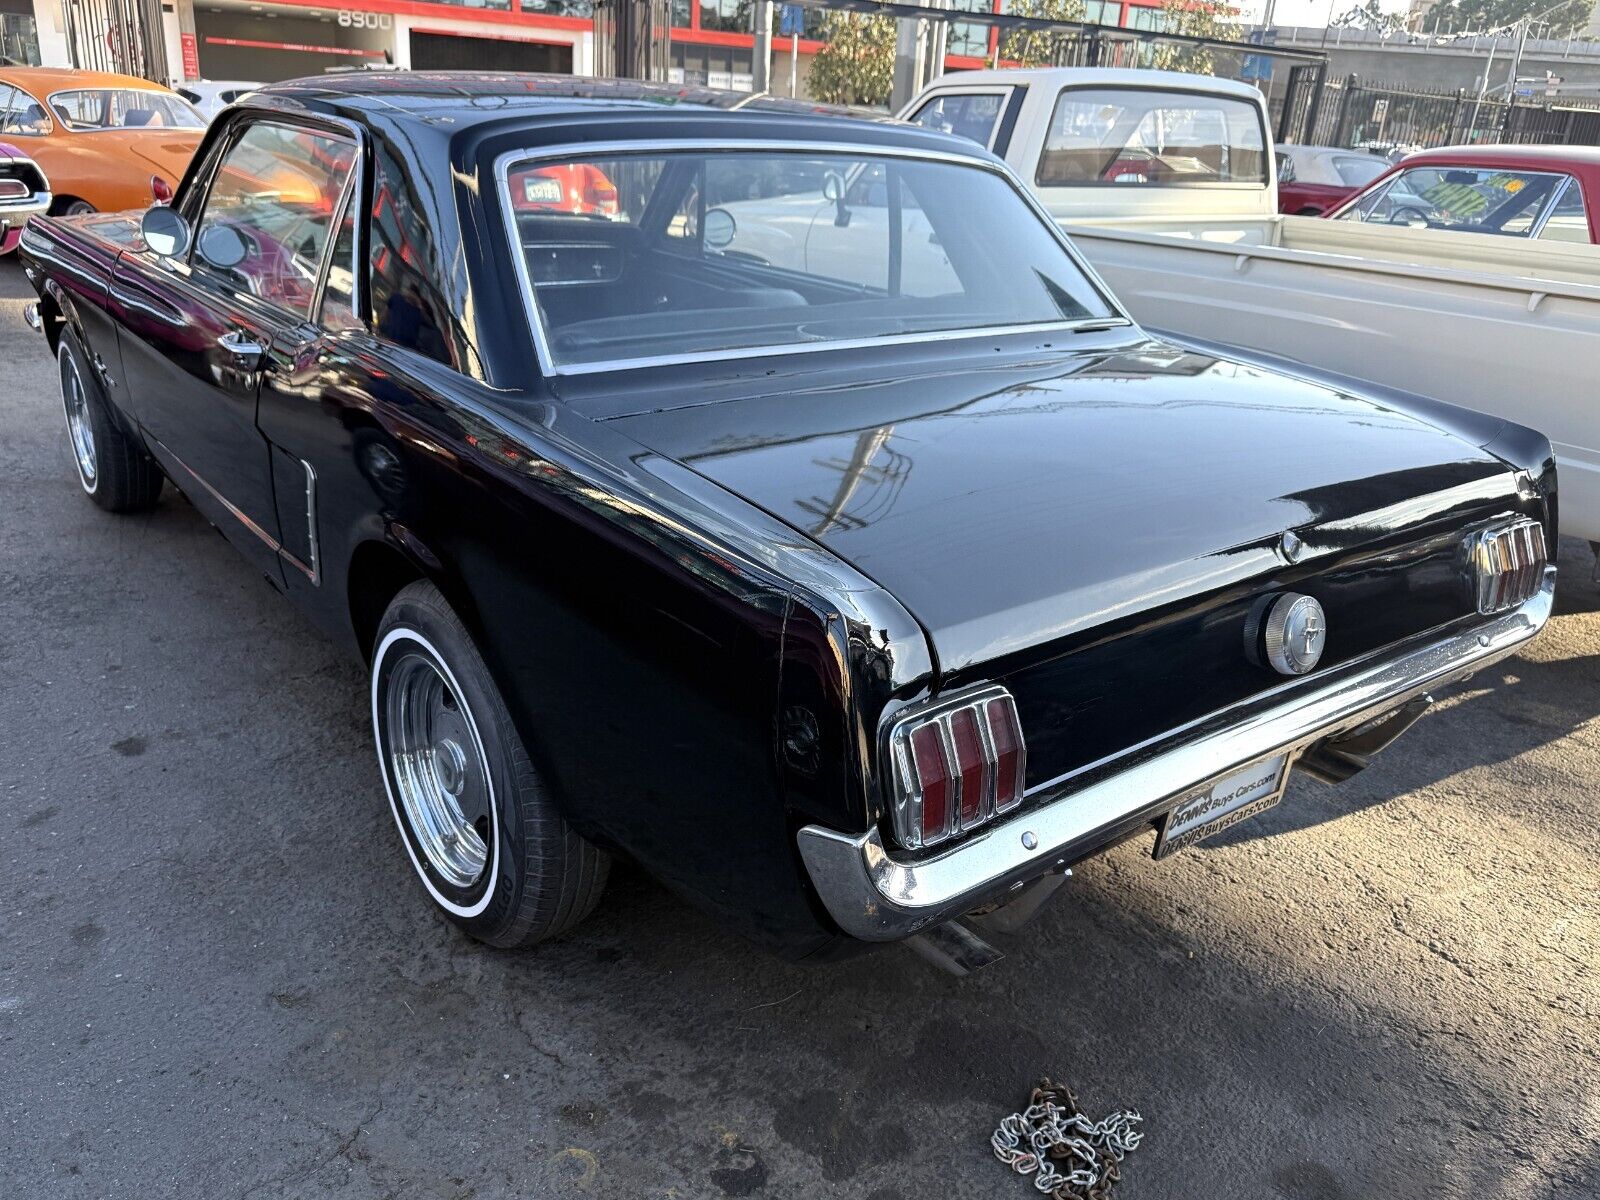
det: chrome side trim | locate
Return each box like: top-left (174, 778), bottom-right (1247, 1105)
top-left (282, 459), bottom-right (321, 586)
top-left (148, 432), bottom-right (283, 555)
top-left (492, 138), bottom-right (1132, 379)
top-left (798, 569), bottom-right (1556, 941)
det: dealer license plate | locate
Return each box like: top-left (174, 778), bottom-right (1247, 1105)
top-left (1152, 753), bottom-right (1292, 859)
top-left (522, 177), bottom-right (564, 205)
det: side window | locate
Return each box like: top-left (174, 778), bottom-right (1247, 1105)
top-left (1537, 178), bottom-right (1590, 245)
top-left (319, 196), bottom-right (361, 331)
top-left (0, 84), bottom-right (50, 135)
top-left (192, 121), bottom-right (356, 319)
top-left (908, 93), bottom-right (1006, 148)
top-left (1276, 152), bottom-right (1295, 183)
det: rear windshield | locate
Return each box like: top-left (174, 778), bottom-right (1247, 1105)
top-left (1036, 87), bottom-right (1267, 188)
top-left (502, 149), bottom-right (1118, 371)
top-left (49, 88), bottom-right (203, 131)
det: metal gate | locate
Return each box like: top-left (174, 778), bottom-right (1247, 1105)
top-left (60, 0), bottom-right (169, 83)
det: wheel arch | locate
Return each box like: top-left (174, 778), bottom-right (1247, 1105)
top-left (347, 538), bottom-right (428, 664)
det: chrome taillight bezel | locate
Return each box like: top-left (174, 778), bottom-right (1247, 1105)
top-left (1468, 517), bottom-right (1548, 615)
top-left (884, 684), bottom-right (1028, 851)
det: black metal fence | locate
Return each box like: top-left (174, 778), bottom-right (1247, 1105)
top-left (1298, 74), bottom-right (1600, 151)
top-left (60, 0), bottom-right (168, 82)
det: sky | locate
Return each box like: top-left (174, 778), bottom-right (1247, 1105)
top-left (1231, 0), bottom-right (1413, 27)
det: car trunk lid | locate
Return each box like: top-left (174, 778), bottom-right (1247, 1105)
top-left (603, 338), bottom-right (1520, 678)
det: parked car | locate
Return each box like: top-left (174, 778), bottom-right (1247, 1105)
top-left (507, 161), bottom-right (620, 217)
top-left (0, 139), bottom-right (50, 254)
top-left (0, 67), bottom-right (205, 214)
top-left (19, 74), bottom-right (1557, 965)
top-left (1329, 144), bottom-right (1599, 243)
top-left (904, 68), bottom-right (1280, 222)
top-left (176, 80), bottom-right (261, 121)
top-left (1274, 144), bottom-right (1388, 215)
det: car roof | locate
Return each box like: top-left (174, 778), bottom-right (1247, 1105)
top-left (0, 66), bottom-right (174, 92)
top-left (918, 67), bottom-right (1267, 102)
top-left (1399, 143), bottom-right (1600, 169)
top-left (239, 71), bottom-right (991, 157)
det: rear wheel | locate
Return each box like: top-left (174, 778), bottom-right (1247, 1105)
top-left (371, 581), bottom-right (609, 947)
top-left (58, 329), bottom-right (163, 512)
top-left (52, 197), bottom-right (95, 217)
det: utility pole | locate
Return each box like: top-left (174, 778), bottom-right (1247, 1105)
top-left (753, 0), bottom-right (773, 93)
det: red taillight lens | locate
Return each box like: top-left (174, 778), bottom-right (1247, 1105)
top-left (888, 686), bottom-right (1028, 849)
top-left (906, 723), bottom-right (951, 846)
top-left (986, 695), bottom-right (1025, 814)
top-left (151, 175), bottom-right (173, 204)
top-left (584, 181), bottom-right (619, 215)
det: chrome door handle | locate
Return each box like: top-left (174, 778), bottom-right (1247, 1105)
top-left (217, 329), bottom-right (265, 364)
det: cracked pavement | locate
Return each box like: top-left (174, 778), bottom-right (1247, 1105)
top-left (1, 258), bottom-right (1597, 1199)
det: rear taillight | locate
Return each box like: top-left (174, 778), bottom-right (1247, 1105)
top-left (151, 175), bottom-right (173, 205)
top-left (887, 686), bottom-right (1027, 849)
top-left (0, 179), bottom-right (27, 200)
top-left (584, 181), bottom-right (619, 216)
top-left (1469, 518), bottom-right (1547, 614)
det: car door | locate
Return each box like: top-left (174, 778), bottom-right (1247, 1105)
top-left (111, 116), bottom-right (357, 581)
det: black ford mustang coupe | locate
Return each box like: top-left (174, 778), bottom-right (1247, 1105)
top-left (19, 74), bottom-right (1556, 965)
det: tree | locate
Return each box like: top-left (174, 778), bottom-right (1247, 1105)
top-left (1001, 0), bottom-right (1088, 69)
top-left (1334, 0), bottom-right (1408, 35)
top-left (808, 13), bottom-right (896, 107)
top-left (1421, 0), bottom-right (1591, 37)
top-left (1148, 0), bottom-right (1233, 73)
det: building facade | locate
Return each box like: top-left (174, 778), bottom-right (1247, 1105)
top-left (14, 0), bottom-right (1167, 98)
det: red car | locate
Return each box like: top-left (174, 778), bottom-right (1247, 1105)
top-left (507, 162), bottom-right (619, 217)
top-left (0, 140), bottom-right (51, 254)
top-left (1274, 144), bottom-right (1390, 216)
top-left (1328, 144), bottom-right (1600, 243)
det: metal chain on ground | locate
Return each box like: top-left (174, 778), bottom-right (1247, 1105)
top-left (991, 1079), bottom-right (1144, 1200)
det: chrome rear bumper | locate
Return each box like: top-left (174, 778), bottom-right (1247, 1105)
top-left (798, 568), bottom-right (1555, 941)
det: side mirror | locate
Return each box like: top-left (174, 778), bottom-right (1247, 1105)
top-left (140, 205), bottom-right (190, 258)
top-left (196, 223), bottom-right (250, 270)
top-left (822, 171), bottom-right (851, 228)
top-left (703, 207), bottom-right (736, 250)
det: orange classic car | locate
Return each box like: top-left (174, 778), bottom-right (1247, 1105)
top-left (0, 68), bottom-right (205, 216)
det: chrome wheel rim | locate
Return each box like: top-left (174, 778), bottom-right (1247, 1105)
top-left (61, 352), bottom-right (97, 491)
top-left (383, 650), bottom-right (492, 889)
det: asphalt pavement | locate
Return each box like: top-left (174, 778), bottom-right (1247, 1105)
top-left (1, 256), bottom-right (1597, 1200)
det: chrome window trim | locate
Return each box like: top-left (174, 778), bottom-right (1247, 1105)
top-left (492, 139), bottom-right (1132, 379)
top-left (799, 567), bottom-right (1556, 941)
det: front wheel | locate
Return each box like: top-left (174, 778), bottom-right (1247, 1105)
top-left (371, 581), bottom-right (610, 947)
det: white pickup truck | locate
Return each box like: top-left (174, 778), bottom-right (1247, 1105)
top-left (905, 69), bottom-right (1600, 554)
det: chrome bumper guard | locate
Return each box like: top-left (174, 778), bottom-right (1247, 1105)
top-left (798, 568), bottom-right (1555, 941)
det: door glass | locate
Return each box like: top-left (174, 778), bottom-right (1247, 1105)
top-left (320, 198), bottom-right (361, 331)
top-left (908, 93), bottom-right (1006, 148)
top-left (192, 122), bottom-right (357, 318)
top-left (1337, 166), bottom-right (1566, 236)
top-left (1537, 179), bottom-right (1590, 244)
top-left (0, 84), bottom-right (50, 135)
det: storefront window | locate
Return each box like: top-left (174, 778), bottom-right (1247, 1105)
top-left (0, 12), bottom-right (40, 65)
top-left (946, 0), bottom-right (992, 60)
top-left (671, 0), bottom-right (692, 27)
top-left (670, 41), bottom-right (753, 90)
top-left (1126, 6), bottom-right (1168, 30)
top-left (699, 0), bottom-right (750, 32)
top-left (1082, 0), bottom-right (1118, 25)
top-left (439, 0), bottom-right (515, 12)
